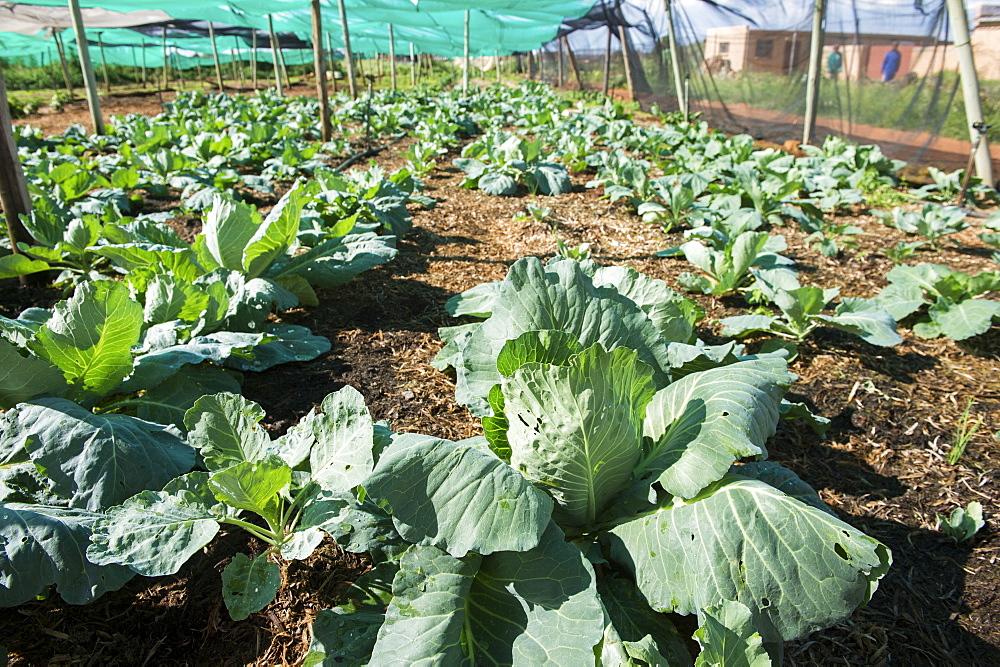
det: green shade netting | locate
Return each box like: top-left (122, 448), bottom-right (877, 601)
top-left (2, 1), bottom-right (599, 59)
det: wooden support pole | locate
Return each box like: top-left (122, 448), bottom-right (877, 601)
top-left (618, 24), bottom-right (636, 101)
top-left (802, 0), bottom-right (826, 145)
top-left (388, 24), bottom-right (397, 90)
top-left (664, 0), bottom-right (686, 117)
top-left (278, 45), bottom-right (289, 88)
top-left (54, 32), bottom-right (74, 98)
top-left (209, 22), bottom-right (224, 91)
top-left (232, 36), bottom-right (244, 85)
top-left (140, 42), bottom-right (146, 87)
top-left (311, 0), bottom-right (332, 142)
top-left (495, 50), bottom-right (501, 83)
top-left (563, 36), bottom-right (583, 90)
top-left (410, 42), bottom-right (416, 87)
top-left (67, 0), bottom-right (104, 134)
top-left (0, 64), bottom-right (38, 284)
top-left (131, 45), bottom-right (139, 88)
top-left (463, 10), bottom-right (470, 93)
top-left (337, 0), bottom-right (357, 98)
top-left (326, 32), bottom-right (338, 93)
top-left (251, 31), bottom-right (258, 89)
top-left (557, 36), bottom-right (564, 87)
top-left (602, 26), bottom-right (612, 95)
top-left (946, 0), bottom-right (994, 184)
top-left (161, 27), bottom-right (169, 90)
top-left (268, 15), bottom-right (283, 96)
top-left (528, 49), bottom-right (535, 78)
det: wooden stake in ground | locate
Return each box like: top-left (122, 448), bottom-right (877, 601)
top-left (528, 49), bottom-right (535, 79)
top-left (337, 0), bottom-right (357, 98)
top-left (67, 0), bottom-right (104, 134)
top-left (388, 24), bottom-right (396, 90)
top-left (232, 36), bottom-right (244, 85)
top-left (140, 42), bottom-right (146, 88)
top-left (311, 0), bottom-right (332, 142)
top-left (463, 10), bottom-right (470, 93)
top-left (0, 64), bottom-right (38, 284)
top-left (495, 50), bottom-right (501, 84)
top-left (208, 22), bottom-right (224, 92)
top-left (618, 23), bottom-right (636, 101)
top-left (130, 46), bottom-right (139, 89)
top-left (268, 15), bottom-right (283, 96)
top-left (161, 27), bottom-right (169, 90)
top-left (802, 0), bottom-right (825, 145)
top-left (251, 30), bottom-right (258, 89)
top-left (326, 32), bottom-right (338, 93)
top-left (53, 31), bottom-right (74, 98)
top-left (602, 27), bottom-right (612, 95)
top-left (562, 36), bottom-right (583, 90)
top-left (410, 42), bottom-right (416, 87)
top-left (557, 36), bottom-right (564, 87)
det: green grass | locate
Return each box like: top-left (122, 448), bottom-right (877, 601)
top-left (708, 70), bottom-right (1000, 144)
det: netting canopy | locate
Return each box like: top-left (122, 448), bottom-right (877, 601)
top-left (531, 0), bottom-right (999, 171)
top-left (0, 0), bottom-right (601, 64)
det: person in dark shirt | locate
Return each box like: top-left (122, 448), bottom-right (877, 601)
top-left (827, 44), bottom-right (843, 79)
top-left (881, 42), bottom-right (901, 82)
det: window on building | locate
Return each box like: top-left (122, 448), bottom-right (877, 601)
top-left (754, 39), bottom-right (774, 58)
top-left (719, 42), bottom-right (730, 54)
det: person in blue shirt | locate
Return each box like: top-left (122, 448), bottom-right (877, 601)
top-left (827, 45), bottom-right (843, 79)
top-left (881, 42), bottom-right (901, 82)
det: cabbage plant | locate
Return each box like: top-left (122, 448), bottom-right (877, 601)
top-left (306, 341), bottom-right (891, 664)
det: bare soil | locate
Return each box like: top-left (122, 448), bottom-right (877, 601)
top-left (2, 91), bottom-right (999, 666)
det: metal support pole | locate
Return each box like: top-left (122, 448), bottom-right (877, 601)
top-left (337, 0), bottom-right (357, 98)
top-left (946, 0), bottom-right (994, 185)
top-left (67, 0), bottom-right (104, 134)
top-left (602, 27), bottom-right (612, 95)
top-left (251, 31), bottom-right (258, 89)
top-left (268, 15), bottom-right (283, 96)
top-left (209, 22), bottom-right (224, 91)
top-left (664, 0), bottom-right (686, 117)
top-left (388, 24), bottom-right (397, 90)
top-left (463, 10), bottom-right (470, 93)
top-left (802, 0), bottom-right (826, 145)
top-left (618, 24), bottom-right (636, 101)
top-left (54, 32), bottom-right (74, 98)
top-left (311, 0), bottom-right (331, 141)
top-left (410, 42), bottom-right (416, 87)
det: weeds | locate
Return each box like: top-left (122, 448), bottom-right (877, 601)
top-left (947, 398), bottom-right (982, 464)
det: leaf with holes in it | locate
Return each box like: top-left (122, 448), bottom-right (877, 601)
top-left (184, 393), bottom-right (272, 471)
top-left (607, 474), bottom-right (892, 644)
top-left (5, 397), bottom-right (195, 511)
top-left (221, 552), bottom-right (282, 620)
top-left (0, 502), bottom-right (134, 606)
